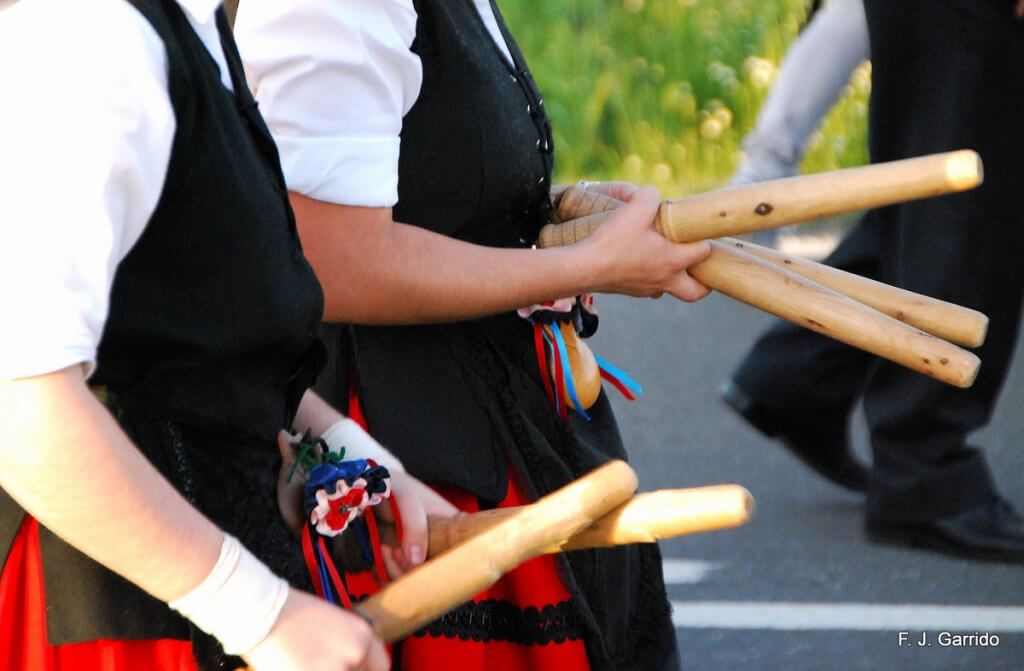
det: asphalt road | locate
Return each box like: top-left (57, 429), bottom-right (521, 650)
top-left (591, 291), bottom-right (1024, 670)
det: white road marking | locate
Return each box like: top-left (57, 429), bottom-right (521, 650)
top-left (662, 559), bottom-right (723, 585)
top-left (669, 601), bottom-right (1024, 632)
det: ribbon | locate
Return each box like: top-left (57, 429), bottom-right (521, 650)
top-left (301, 455), bottom-right (393, 609)
top-left (550, 323), bottom-right (591, 421)
top-left (533, 323), bottom-right (556, 407)
top-left (594, 353), bottom-right (644, 401)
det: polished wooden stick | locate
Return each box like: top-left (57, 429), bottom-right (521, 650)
top-left (548, 150), bottom-right (983, 243)
top-left (543, 191), bottom-right (989, 350)
top-left (354, 460), bottom-right (638, 643)
top-left (377, 485), bottom-right (754, 557)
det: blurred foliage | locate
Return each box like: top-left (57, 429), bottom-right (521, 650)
top-left (502, 0), bottom-right (870, 198)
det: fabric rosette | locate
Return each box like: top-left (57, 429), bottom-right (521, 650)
top-left (299, 455), bottom-right (394, 608)
top-left (304, 459), bottom-right (392, 537)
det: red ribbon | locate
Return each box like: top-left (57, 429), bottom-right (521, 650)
top-left (600, 368), bottom-right (637, 401)
top-left (317, 536), bottom-right (353, 609)
top-left (533, 323), bottom-right (556, 406)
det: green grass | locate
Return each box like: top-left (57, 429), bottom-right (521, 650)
top-left (502, 0), bottom-right (870, 198)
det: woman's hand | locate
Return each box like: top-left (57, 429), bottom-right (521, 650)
top-left (243, 588), bottom-right (389, 671)
top-left (574, 185), bottom-right (712, 302)
top-left (377, 471), bottom-right (458, 578)
top-left (276, 428), bottom-right (457, 577)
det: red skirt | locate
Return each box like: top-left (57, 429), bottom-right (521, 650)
top-left (0, 516), bottom-right (197, 671)
top-left (345, 391), bottom-right (591, 671)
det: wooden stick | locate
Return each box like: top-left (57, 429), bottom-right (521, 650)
top-left (377, 485), bottom-right (754, 557)
top-left (697, 241), bottom-right (979, 387)
top-left (549, 150), bottom-right (983, 243)
top-left (543, 192), bottom-right (989, 351)
top-left (718, 238), bottom-right (988, 348)
top-left (354, 460), bottom-right (638, 642)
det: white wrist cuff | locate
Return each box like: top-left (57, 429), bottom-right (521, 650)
top-left (169, 535), bottom-right (289, 656)
top-left (321, 418), bottom-right (405, 473)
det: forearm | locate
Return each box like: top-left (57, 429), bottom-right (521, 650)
top-left (0, 367), bottom-right (222, 603)
top-left (291, 193), bottom-right (598, 324)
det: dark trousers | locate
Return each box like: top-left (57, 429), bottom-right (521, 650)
top-left (733, 0), bottom-right (1024, 523)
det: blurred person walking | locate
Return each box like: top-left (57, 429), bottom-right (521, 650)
top-left (731, 0), bottom-right (869, 188)
top-left (723, 0), bottom-right (1024, 562)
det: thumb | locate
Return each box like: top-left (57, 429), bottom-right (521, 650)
top-left (276, 430), bottom-right (295, 462)
top-left (367, 637), bottom-right (391, 671)
top-left (612, 184), bottom-right (660, 224)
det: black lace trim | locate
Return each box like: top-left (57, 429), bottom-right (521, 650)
top-left (413, 598), bottom-right (585, 645)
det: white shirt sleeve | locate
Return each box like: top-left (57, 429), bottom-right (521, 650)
top-left (0, 0), bottom-right (175, 380)
top-left (234, 0), bottom-right (422, 208)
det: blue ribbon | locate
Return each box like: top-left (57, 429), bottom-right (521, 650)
top-left (594, 352), bottom-right (644, 397)
top-left (317, 550), bottom-right (337, 605)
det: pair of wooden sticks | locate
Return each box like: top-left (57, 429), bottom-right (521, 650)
top-left (377, 484), bottom-right (753, 557)
top-left (538, 151), bottom-right (988, 388)
top-left (351, 462), bottom-right (753, 643)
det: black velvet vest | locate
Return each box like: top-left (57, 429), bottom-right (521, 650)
top-left (91, 4), bottom-right (325, 440)
top-left (316, 2), bottom-right (679, 668)
top-left (0, 2), bottom-right (323, 664)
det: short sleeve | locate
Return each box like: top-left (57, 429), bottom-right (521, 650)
top-left (0, 0), bottom-right (174, 380)
top-left (235, 0), bottom-right (423, 208)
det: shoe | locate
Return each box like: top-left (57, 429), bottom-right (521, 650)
top-left (721, 382), bottom-right (869, 492)
top-left (866, 499), bottom-right (1024, 563)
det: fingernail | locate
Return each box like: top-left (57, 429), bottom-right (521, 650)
top-left (409, 545), bottom-right (425, 564)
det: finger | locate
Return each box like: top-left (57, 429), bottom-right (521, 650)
top-left (609, 185), bottom-right (660, 224)
top-left (549, 183), bottom-right (570, 204)
top-left (394, 488), bottom-right (428, 568)
top-left (668, 273), bottom-right (712, 303)
top-left (276, 431), bottom-right (299, 486)
top-left (366, 637), bottom-right (391, 671)
top-left (591, 180), bottom-right (639, 201)
top-left (676, 240), bottom-right (712, 266)
top-left (277, 430), bottom-right (295, 463)
top-left (380, 544), bottom-right (405, 579)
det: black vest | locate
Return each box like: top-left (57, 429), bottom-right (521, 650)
top-left (318, 0), bottom-right (557, 502)
top-left (0, 3), bottom-right (323, 666)
top-left (394, 2), bottom-right (554, 247)
top-left (92, 1), bottom-right (325, 441)
top-left (316, 2), bottom-right (679, 668)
